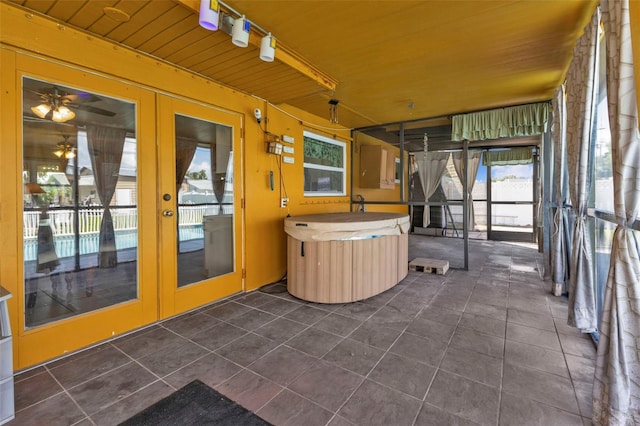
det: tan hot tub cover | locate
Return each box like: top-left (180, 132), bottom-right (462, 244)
top-left (284, 212), bottom-right (410, 242)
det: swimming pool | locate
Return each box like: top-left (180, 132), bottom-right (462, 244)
top-left (23, 225), bottom-right (204, 261)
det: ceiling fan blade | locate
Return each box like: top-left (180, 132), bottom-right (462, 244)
top-left (62, 92), bottom-right (103, 104)
top-left (69, 103), bottom-right (117, 117)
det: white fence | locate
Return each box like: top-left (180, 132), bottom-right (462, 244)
top-left (24, 205), bottom-right (232, 239)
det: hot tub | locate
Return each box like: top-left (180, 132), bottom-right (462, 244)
top-left (284, 212), bottom-right (410, 303)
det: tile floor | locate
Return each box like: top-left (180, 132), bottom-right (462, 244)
top-left (8, 236), bottom-right (596, 426)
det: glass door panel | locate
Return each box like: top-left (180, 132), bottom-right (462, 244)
top-left (176, 115), bottom-right (234, 287)
top-left (158, 95), bottom-right (242, 317)
top-left (22, 76), bottom-right (139, 328)
top-left (488, 162), bottom-right (535, 242)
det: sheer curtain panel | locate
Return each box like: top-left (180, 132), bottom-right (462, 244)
top-left (87, 126), bottom-right (127, 269)
top-left (551, 86), bottom-right (570, 296)
top-left (415, 152), bottom-right (450, 227)
top-left (593, 0), bottom-right (640, 424)
top-left (452, 151), bottom-right (481, 231)
top-left (565, 10), bottom-right (599, 333)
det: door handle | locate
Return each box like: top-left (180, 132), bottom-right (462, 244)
top-left (162, 209), bottom-right (174, 217)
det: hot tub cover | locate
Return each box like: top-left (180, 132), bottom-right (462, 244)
top-left (284, 212), bottom-right (410, 241)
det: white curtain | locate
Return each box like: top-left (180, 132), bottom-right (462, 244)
top-left (452, 150), bottom-right (482, 231)
top-left (551, 85), bottom-right (570, 296)
top-left (593, 1), bottom-right (640, 424)
top-left (415, 152), bottom-right (450, 227)
top-left (565, 9), bottom-right (599, 333)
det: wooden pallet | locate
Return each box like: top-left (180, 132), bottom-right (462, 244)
top-left (408, 258), bottom-right (449, 275)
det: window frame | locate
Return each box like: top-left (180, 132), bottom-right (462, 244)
top-left (303, 130), bottom-right (347, 197)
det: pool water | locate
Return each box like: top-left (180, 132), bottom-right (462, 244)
top-left (23, 225), bottom-right (204, 261)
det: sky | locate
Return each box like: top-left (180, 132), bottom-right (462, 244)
top-left (474, 163), bottom-right (533, 183)
top-left (489, 164), bottom-right (533, 180)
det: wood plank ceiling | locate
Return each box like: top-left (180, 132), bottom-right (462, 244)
top-left (6, 0), bottom-right (598, 136)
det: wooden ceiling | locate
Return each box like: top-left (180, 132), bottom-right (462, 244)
top-left (6, 0), bottom-right (598, 131)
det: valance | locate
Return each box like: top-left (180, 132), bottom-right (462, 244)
top-left (482, 147), bottom-right (533, 166)
top-left (451, 102), bottom-right (549, 141)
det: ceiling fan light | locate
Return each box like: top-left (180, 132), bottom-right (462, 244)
top-left (53, 148), bottom-right (65, 158)
top-left (199, 0), bottom-right (219, 30)
top-left (31, 103), bottom-right (51, 118)
top-left (65, 150), bottom-right (76, 159)
top-left (52, 105), bottom-right (75, 123)
top-left (231, 15), bottom-right (250, 47)
top-left (260, 33), bottom-right (276, 62)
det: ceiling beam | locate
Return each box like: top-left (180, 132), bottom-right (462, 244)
top-left (175, 0), bottom-right (338, 92)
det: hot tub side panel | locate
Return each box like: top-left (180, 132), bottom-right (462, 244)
top-left (287, 234), bottom-right (407, 304)
top-left (352, 235), bottom-right (398, 301)
top-left (287, 236), bottom-right (352, 303)
top-left (398, 233), bottom-right (409, 282)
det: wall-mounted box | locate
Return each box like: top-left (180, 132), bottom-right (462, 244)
top-left (359, 145), bottom-right (396, 189)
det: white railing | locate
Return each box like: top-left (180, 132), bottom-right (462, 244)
top-left (178, 205), bottom-right (219, 226)
top-left (23, 205), bottom-right (232, 239)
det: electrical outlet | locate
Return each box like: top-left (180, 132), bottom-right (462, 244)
top-left (280, 198), bottom-right (288, 208)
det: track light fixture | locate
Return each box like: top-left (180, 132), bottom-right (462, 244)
top-left (260, 33), bottom-right (276, 62)
top-left (199, 0), bottom-right (220, 30)
top-left (198, 1), bottom-right (277, 61)
top-left (231, 15), bottom-right (250, 47)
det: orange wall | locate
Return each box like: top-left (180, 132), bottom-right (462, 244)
top-left (0, 2), bottom-right (406, 367)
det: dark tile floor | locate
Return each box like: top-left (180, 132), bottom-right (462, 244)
top-left (8, 236), bottom-right (596, 426)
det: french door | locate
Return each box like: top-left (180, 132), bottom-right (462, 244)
top-left (16, 57), bottom-right (158, 368)
top-left (11, 53), bottom-right (243, 368)
top-left (157, 95), bottom-right (243, 318)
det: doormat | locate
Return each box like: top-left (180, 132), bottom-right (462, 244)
top-left (119, 380), bottom-right (272, 426)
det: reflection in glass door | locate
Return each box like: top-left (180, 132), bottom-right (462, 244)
top-left (175, 115), bottom-right (234, 287)
top-left (22, 76), bottom-right (138, 328)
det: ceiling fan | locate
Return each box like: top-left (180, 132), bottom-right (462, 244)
top-left (30, 87), bottom-right (116, 123)
top-left (53, 134), bottom-right (76, 159)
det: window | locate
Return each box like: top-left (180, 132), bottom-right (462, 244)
top-left (303, 131), bottom-right (346, 196)
top-left (592, 27), bottom-right (613, 213)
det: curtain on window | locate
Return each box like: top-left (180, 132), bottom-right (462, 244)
top-left (175, 137), bottom-right (199, 195)
top-left (593, 1), bottom-right (640, 424)
top-left (87, 125), bottom-right (126, 268)
top-left (565, 9), bottom-right (599, 333)
top-left (482, 147), bottom-right (533, 166)
top-left (451, 103), bottom-right (549, 141)
top-left (415, 152), bottom-right (450, 227)
top-left (551, 86), bottom-right (570, 296)
top-left (452, 150), bottom-right (482, 231)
